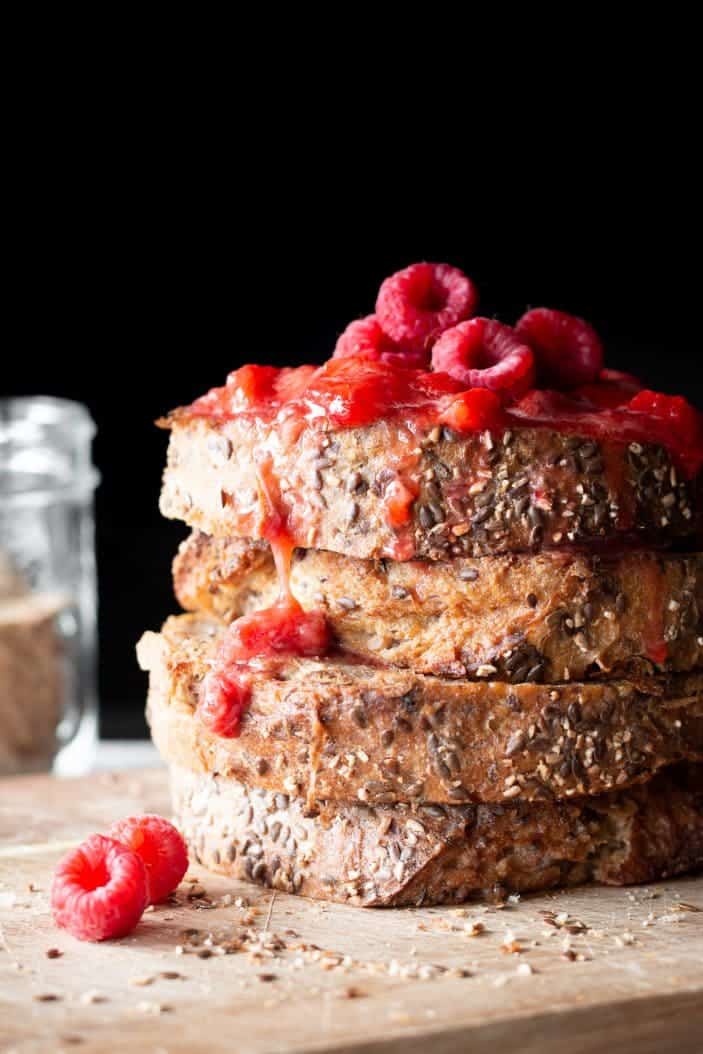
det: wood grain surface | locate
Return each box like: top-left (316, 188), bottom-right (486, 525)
top-left (1, 767), bottom-right (702, 1054)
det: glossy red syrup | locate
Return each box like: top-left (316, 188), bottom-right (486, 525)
top-left (255, 460), bottom-right (296, 592)
top-left (189, 359), bottom-right (466, 429)
top-left (185, 359), bottom-right (703, 478)
top-left (384, 478), bottom-right (420, 529)
top-left (199, 460), bottom-right (332, 739)
top-left (197, 598), bottom-right (330, 738)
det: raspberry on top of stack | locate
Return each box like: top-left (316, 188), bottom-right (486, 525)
top-left (139, 262), bottom-right (703, 906)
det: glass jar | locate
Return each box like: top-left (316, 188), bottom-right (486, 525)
top-left (0, 397), bottom-right (99, 776)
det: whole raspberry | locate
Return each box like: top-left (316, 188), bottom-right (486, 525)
top-left (333, 315), bottom-right (430, 369)
top-left (515, 307), bottom-right (604, 389)
top-left (51, 835), bottom-right (149, 942)
top-left (108, 815), bottom-right (189, 904)
top-left (431, 318), bottom-right (535, 403)
top-left (376, 263), bottom-right (479, 354)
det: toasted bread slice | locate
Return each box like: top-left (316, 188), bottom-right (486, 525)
top-left (174, 532), bottom-right (703, 681)
top-left (171, 762), bottom-right (703, 906)
top-left (160, 415), bottom-right (698, 560)
top-left (139, 613), bottom-right (703, 807)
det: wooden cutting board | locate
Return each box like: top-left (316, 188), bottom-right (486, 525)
top-left (1, 767), bottom-right (702, 1054)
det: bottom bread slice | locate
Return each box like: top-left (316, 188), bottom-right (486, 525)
top-left (171, 763), bottom-right (703, 907)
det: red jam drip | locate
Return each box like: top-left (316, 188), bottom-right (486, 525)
top-left (197, 599), bottom-right (331, 739)
top-left (184, 358), bottom-right (703, 478)
top-left (198, 461), bottom-right (331, 739)
top-left (255, 460), bottom-right (296, 598)
top-left (384, 477), bottom-right (420, 529)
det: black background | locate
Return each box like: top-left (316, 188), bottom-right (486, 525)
top-left (4, 178), bottom-right (699, 737)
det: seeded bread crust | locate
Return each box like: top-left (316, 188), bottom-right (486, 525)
top-left (140, 614), bottom-right (703, 807)
top-left (171, 763), bottom-right (703, 906)
top-left (160, 415), bottom-right (698, 561)
top-left (174, 532), bottom-right (703, 682)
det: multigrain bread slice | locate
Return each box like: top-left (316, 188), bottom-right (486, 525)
top-left (174, 532), bottom-right (703, 681)
top-left (171, 762), bottom-right (703, 906)
top-left (139, 613), bottom-right (703, 807)
top-left (159, 414), bottom-right (698, 561)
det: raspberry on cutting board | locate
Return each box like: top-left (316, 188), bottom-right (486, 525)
top-left (50, 834), bottom-right (149, 942)
top-left (108, 814), bottom-right (189, 904)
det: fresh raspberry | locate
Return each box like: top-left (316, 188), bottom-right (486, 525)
top-left (515, 307), bottom-right (604, 389)
top-left (376, 263), bottom-right (479, 354)
top-left (198, 600), bottom-right (331, 739)
top-left (431, 318), bottom-right (535, 403)
top-left (440, 388), bottom-right (505, 433)
top-left (573, 369), bottom-right (643, 409)
top-left (333, 315), bottom-right (430, 369)
top-left (51, 835), bottom-right (149, 942)
top-left (108, 815), bottom-right (189, 904)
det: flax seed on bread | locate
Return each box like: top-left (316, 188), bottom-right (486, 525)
top-left (140, 613), bottom-right (703, 808)
top-left (160, 415), bottom-right (699, 561)
top-left (174, 533), bottom-right (703, 681)
top-left (171, 762), bottom-right (703, 906)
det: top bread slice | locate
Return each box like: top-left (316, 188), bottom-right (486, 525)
top-left (160, 413), bottom-right (698, 561)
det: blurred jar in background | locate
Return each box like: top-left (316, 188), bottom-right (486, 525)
top-left (0, 398), bottom-right (99, 775)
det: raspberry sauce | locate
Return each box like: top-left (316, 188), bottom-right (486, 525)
top-left (183, 358), bottom-right (703, 478)
top-left (197, 597), bottom-right (330, 738)
top-left (198, 458), bottom-right (331, 738)
top-left (189, 358), bottom-right (467, 429)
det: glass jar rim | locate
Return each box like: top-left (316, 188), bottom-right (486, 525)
top-left (0, 396), bottom-right (96, 436)
top-left (0, 396), bottom-right (99, 499)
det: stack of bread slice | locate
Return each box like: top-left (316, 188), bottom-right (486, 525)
top-left (139, 271), bottom-right (703, 906)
